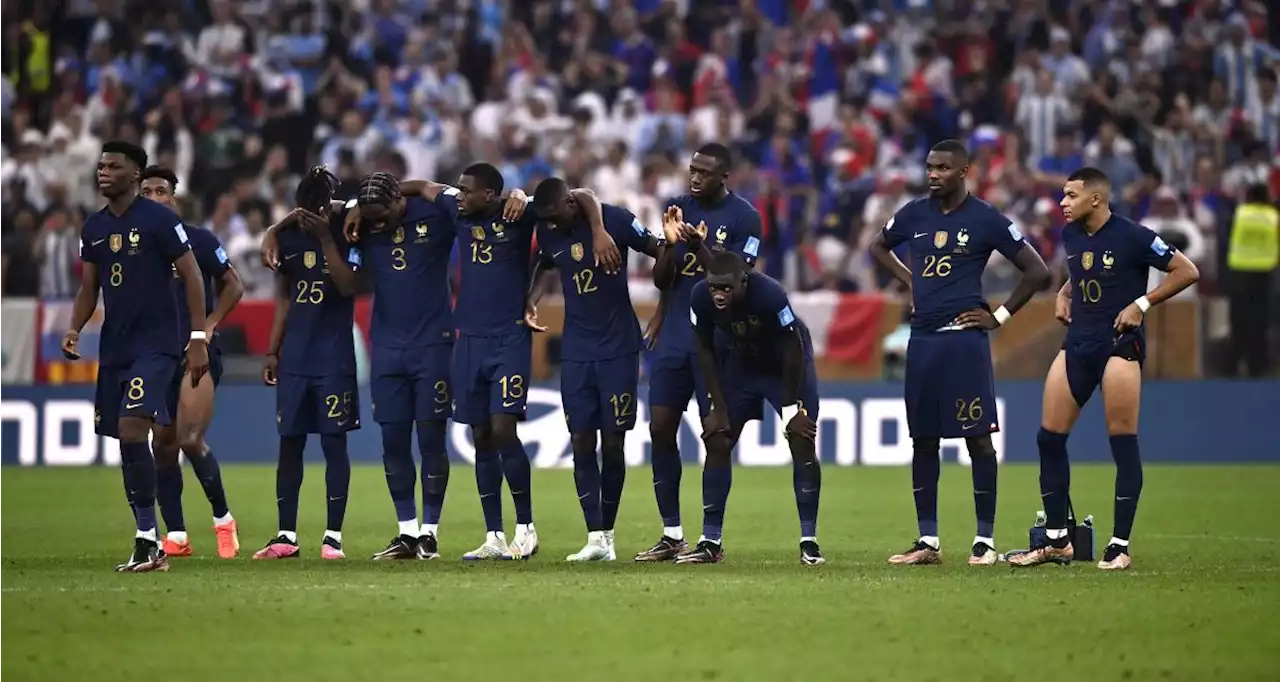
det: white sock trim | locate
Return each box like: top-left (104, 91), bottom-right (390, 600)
top-left (166, 530), bottom-right (188, 544)
top-left (974, 536), bottom-right (994, 548)
top-left (919, 535), bottom-right (940, 550)
top-left (278, 530), bottom-right (298, 543)
top-left (213, 512), bottom-right (234, 525)
top-left (1109, 537), bottom-right (1130, 547)
top-left (420, 523), bottom-right (439, 538)
top-left (137, 528), bottom-right (158, 542)
top-left (1046, 528), bottom-right (1069, 540)
top-left (398, 520), bottom-right (420, 537)
top-left (323, 530), bottom-right (342, 543)
top-left (663, 526), bottom-right (684, 541)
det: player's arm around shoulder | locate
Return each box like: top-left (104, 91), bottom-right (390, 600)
top-left (572, 188), bottom-right (622, 273)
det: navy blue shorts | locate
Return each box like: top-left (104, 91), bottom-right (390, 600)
top-left (95, 353), bottom-right (180, 437)
top-left (451, 331), bottom-right (531, 426)
top-left (647, 350), bottom-right (711, 416)
top-left (722, 357), bottom-right (821, 426)
top-left (1063, 332), bottom-right (1144, 408)
top-left (904, 330), bottom-right (999, 439)
top-left (371, 343), bottom-right (452, 424)
top-left (562, 354), bottom-right (641, 433)
top-left (165, 351), bottom-right (224, 420)
top-left (276, 373), bottom-right (361, 436)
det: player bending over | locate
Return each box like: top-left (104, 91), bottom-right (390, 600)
top-left (676, 252), bottom-right (823, 565)
top-left (255, 167), bottom-right (363, 560)
top-left (64, 141), bottom-right (209, 572)
top-left (347, 164), bottom-right (617, 559)
top-left (869, 139), bottom-right (1050, 566)
top-left (636, 142), bottom-right (762, 562)
top-left (1011, 167), bottom-right (1198, 570)
top-left (527, 177), bottom-right (669, 561)
top-left (138, 165), bottom-right (244, 559)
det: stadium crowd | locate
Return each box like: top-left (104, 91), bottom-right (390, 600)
top-left (2, 0), bottom-right (1277, 372)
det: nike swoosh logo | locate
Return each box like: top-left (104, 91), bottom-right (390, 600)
top-left (578, 493), bottom-right (590, 500)
top-left (962, 422), bottom-right (978, 430)
top-left (328, 496), bottom-right (346, 502)
top-left (553, 250), bottom-right (564, 257)
top-left (284, 253), bottom-right (300, 260)
top-left (615, 419), bottom-right (628, 427)
top-left (426, 474), bottom-right (443, 479)
top-left (914, 232), bottom-right (927, 238)
top-left (125, 402), bottom-right (143, 410)
top-left (1067, 254), bottom-right (1077, 260)
top-left (1116, 496), bottom-right (1134, 501)
top-left (703, 504), bottom-right (714, 511)
top-left (480, 493), bottom-right (496, 499)
top-left (503, 400), bottom-right (519, 408)
top-left (335, 420), bottom-right (347, 426)
top-left (434, 407), bottom-right (447, 414)
top-left (92, 239), bottom-right (106, 246)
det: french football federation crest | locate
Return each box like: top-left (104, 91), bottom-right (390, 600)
top-left (415, 223), bottom-right (428, 237)
top-left (109, 234), bottom-right (123, 253)
top-left (1102, 251), bottom-right (1115, 269)
top-left (715, 226), bottom-right (728, 244)
top-left (304, 251), bottom-right (317, 269)
top-left (570, 243), bottom-right (585, 262)
top-left (956, 229), bottom-right (970, 247)
top-left (1082, 251), bottom-right (1094, 270)
top-left (731, 321), bottom-right (747, 336)
top-left (393, 226), bottom-right (404, 244)
top-left (492, 222), bottom-right (504, 235)
top-left (933, 231), bottom-right (949, 249)
top-left (128, 230), bottom-right (140, 247)
top-left (471, 226), bottom-right (486, 241)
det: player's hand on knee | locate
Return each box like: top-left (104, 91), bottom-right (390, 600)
top-left (502, 190), bottom-right (529, 221)
top-left (524, 301), bottom-right (548, 332)
top-left (1055, 293), bottom-right (1072, 325)
top-left (1113, 303), bottom-right (1143, 332)
top-left (61, 330), bottom-right (81, 360)
top-left (954, 308), bottom-right (999, 330)
top-left (262, 354), bottom-right (279, 386)
top-left (701, 409), bottom-right (729, 440)
top-left (785, 412), bottom-right (818, 443)
top-left (186, 341), bottom-right (209, 386)
top-left (342, 205), bottom-right (363, 243)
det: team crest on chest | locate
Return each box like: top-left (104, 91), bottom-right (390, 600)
top-left (570, 243), bottom-right (585, 262)
top-left (471, 225), bottom-right (486, 241)
top-left (731, 321), bottom-right (747, 336)
top-left (304, 251), bottom-right (317, 269)
top-left (415, 223), bottom-right (429, 241)
top-left (1082, 251), bottom-right (1094, 271)
top-left (393, 226), bottom-right (404, 244)
top-left (1102, 251), bottom-right (1115, 270)
top-left (715, 226), bottom-right (728, 244)
top-left (955, 229), bottom-right (970, 250)
top-left (109, 234), bottom-right (123, 253)
top-left (933, 231), bottom-right (948, 249)
top-left (492, 222), bottom-right (507, 242)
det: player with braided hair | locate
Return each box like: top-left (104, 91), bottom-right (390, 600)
top-left (254, 166), bottom-right (364, 560)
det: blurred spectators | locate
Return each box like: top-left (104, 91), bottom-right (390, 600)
top-left (2, 1), bottom-right (1278, 316)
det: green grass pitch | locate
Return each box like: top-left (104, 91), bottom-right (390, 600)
top-left (4, 464), bottom-right (1279, 681)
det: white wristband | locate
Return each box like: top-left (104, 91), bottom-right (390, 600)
top-left (780, 404), bottom-right (801, 424)
top-left (190, 331), bottom-right (208, 342)
top-left (993, 306), bottom-right (1012, 326)
top-left (1134, 296), bottom-right (1151, 313)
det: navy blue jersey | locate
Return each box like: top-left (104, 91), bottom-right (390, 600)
top-left (435, 189), bottom-right (537, 337)
top-left (1062, 214), bottom-right (1175, 345)
top-left (654, 192), bottom-right (762, 358)
top-left (538, 204), bottom-right (655, 361)
top-left (171, 224), bottom-right (232, 353)
top-left (882, 196), bottom-right (1026, 332)
top-left (690, 270), bottom-right (811, 375)
top-left (361, 196), bottom-right (457, 348)
top-left (275, 214), bottom-right (363, 376)
top-left (80, 197), bottom-right (190, 365)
